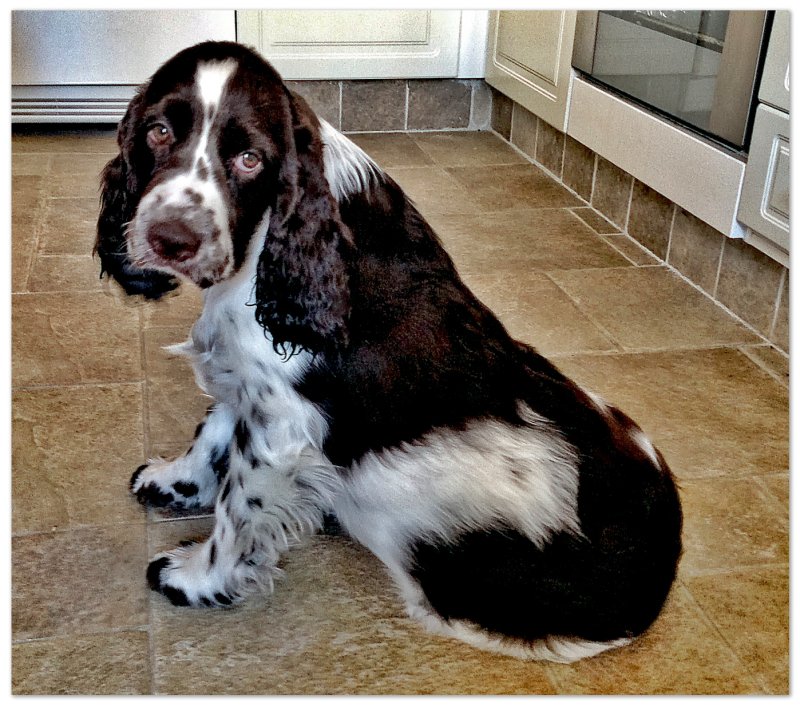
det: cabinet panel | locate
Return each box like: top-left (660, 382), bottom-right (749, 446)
top-left (740, 104), bottom-right (790, 260)
top-left (759, 10), bottom-right (790, 112)
top-left (485, 10), bottom-right (576, 131)
top-left (238, 10), bottom-right (461, 79)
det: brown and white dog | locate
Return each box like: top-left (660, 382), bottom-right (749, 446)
top-left (95, 41), bottom-right (682, 662)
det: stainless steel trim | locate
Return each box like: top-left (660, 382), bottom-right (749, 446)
top-left (709, 11), bottom-right (769, 146)
top-left (572, 11), bottom-right (598, 72)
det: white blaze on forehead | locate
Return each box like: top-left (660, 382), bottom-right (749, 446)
top-left (196, 59), bottom-right (237, 111)
top-left (193, 60), bottom-right (237, 174)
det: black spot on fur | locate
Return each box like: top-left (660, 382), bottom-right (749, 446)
top-left (220, 478), bottom-right (231, 503)
top-left (194, 420), bottom-right (206, 438)
top-left (209, 541), bottom-right (217, 567)
top-left (234, 418), bottom-right (250, 453)
top-left (147, 557), bottom-right (190, 607)
top-left (129, 464), bottom-right (148, 490)
top-left (210, 446), bottom-right (230, 481)
top-left (173, 481), bottom-right (199, 497)
top-left (247, 497), bottom-right (263, 510)
top-left (214, 592), bottom-right (232, 606)
top-left (135, 483), bottom-right (180, 509)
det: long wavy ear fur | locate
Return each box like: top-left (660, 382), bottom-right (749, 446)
top-left (255, 92), bottom-right (352, 356)
top-left (94, 94), bottom-right (178, 299)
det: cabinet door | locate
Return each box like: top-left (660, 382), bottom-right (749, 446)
top-left (484, 10), bottom-right (577, 131)
top-left (740, 104), bottom-right (790, 264)
top-left (238, 10), bottom-right (461, 79)
top-left (759, 10), bottom-right (790, 112)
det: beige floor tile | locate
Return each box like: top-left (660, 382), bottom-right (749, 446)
top-left (12, 129), bottom-right (117, 153)
top-left (740, 345), bottom-right (789, 387)
top-left (549, 267), bottom-right (760, 351)
top-left (13, 174), bottom-right (46, 289)
top-left (12, 152), bottom-right (52, 176)
top-left (428, 209), bottom-right (631, 274)
top-left (12, 631), bottom-right (151, 695)
top-left (139, 285), bottom-right (204, 329)
top-left (27, 254), bottom-right (105, 292)
top-left (548, 587), bottom-right (760, 695)
top-left (554, 348), bottom-right (789, 480)
top-left (411, 131), bottom-right (526, 167)
top-left (387, 166), bottom-right (482, 216)
top-left (149, 523), bottom-right (556, 695)
top-left (12, 524), bottom-right (149, 641)
top-left (144, 327), bottom-right (211, 447)
top-left (685, 567), bottom-right (789, 694)
top-left (348, 132), bottom-right (434, 168)
top-left (679, 477), bottom-right (788, 574)
top-left (756, 473), bottom-right (789, 519)
top-left (46, 154), bottom-right (113, 198)
top-left (39, 197), bottom-right (100, 255)
top-left (12, 291), bottom-right (143, 386)
top-left (602, 234), bottom-right (662, 265)
top-left (464, 272), bottom-right (617, 356)
top-left (12, 383), bottom-right (145, 534)
top-left (447, 164), bottom-right (583, 211)
top-left (569, 207), bottom-right (622, 235)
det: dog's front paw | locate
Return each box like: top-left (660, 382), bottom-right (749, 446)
top-left (130, 460), bottom-right (212, 510)
top-left (146, 545), bottom-right (241, 608)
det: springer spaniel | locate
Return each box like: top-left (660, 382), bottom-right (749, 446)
top-left (95, 41), bottom-right (682, 663)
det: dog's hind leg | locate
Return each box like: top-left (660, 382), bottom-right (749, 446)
top-left (130, 403), bottom-right (235, 511)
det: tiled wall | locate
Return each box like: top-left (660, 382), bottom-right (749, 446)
top-left (491, 89), bottom-right (790, 355)
top-left (287, 79), bottom-right (492, 133)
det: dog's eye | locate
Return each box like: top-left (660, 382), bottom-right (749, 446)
top-left (146, 124), bottom-right (173, 149)
top-left (233, 151), bottom-right (263, 176)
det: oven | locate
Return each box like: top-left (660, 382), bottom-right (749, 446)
top-left (572, 10), bottom-right (771, 152)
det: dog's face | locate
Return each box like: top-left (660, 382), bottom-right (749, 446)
top-left (97, 41), bottom-right (351, 353)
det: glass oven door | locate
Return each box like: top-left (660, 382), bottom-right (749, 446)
top-left (573, 11), bottom-right (770, 151)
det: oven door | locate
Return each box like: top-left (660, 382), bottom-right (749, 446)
top-left (573, 10), bottom-right (769, 151)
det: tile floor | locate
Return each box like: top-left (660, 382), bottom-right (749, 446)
top-left (11, 128), bottom-right (789, 695)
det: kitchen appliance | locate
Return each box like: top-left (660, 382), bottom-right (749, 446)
top-left (573, 10), bottom-right (771, 152)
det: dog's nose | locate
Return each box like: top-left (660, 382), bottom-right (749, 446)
top-left (147, 220), bottom-right (202, 262)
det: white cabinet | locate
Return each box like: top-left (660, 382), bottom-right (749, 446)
top-left (739, 11), bottom-right (791, 266)
top-left (484, 10), bottom-right (577, 131)
top-left (12, 10), bottom-right (236, 122)
top-left (237, 10), bottom-right (473, 79)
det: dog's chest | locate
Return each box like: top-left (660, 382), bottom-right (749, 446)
top-left (177, 274), bottom-right (328, 454)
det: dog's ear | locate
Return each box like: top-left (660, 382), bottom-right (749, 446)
top-left (254, 91), bottom-right (352, 356)
top-left (94, 92), bottom-right (179, 299)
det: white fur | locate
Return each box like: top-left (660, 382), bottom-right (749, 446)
top-left (632, 429), bottom-right (660, 469)
top-left (334, 405), bottom-right (581, 570)
top-left (193, 60), bottom-right (237, 173)
top-left (319, 119), bottom-right (381, 200)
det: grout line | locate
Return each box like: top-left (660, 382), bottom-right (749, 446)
top-left (664, 203), bottom-right (678, 264)
top-left (338, 81), bottom-right (343, 132)
top-left (623, 176), bottom-right (635, 233)
top-left (550, 339), bottom-right (769, 360)
top-left (589, 152), bottom-right (598, 205)
top-left (737, 345), bottom-right (789, 388)
top-left (403, 81), bottom-right (410, 131)
top-left (508, 101), bottom-right (515, 144)
top-left (542, 272), bottom-right (626, 353)
top-left (12, 379), bottom-right (144, 393)
top-left (712, 237), bottom-right (726, 299)
top-left (767, 267), bottom-right (787, 341)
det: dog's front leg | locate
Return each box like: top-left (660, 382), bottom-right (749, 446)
top-left (130, 403), bottom-right (235, 511)
top-left (146, 435), bottom-right (340, 607)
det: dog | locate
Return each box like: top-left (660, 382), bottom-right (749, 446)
top-left (95, 41), bottom-right (682, 663)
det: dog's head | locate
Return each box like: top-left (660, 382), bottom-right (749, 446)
top-left (96, 41), bottom-right (351, 354)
